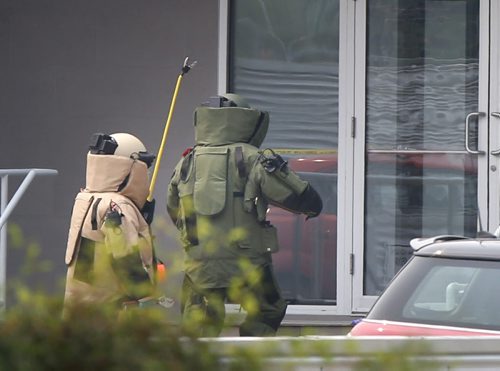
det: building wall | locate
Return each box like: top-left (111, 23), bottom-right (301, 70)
top-left (0, 0), bottom-right (219, 304)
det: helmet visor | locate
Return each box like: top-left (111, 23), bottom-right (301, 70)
top-left (133, 151), bottom-right (156, 168)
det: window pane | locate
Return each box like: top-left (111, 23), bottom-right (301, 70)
top-left (229, 0), bottom-right (339, 304)
top-left (364, 0), bottom-right (480, 295)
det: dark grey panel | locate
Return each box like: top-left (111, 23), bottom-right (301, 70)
top-left (0, 0), bottom-right (219, 302)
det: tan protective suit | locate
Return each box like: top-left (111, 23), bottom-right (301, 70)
top-left (64, 153), bottom-right (155, 307)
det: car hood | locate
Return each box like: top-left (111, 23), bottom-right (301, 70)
top-left (348, 319), bottom-right (500, 337)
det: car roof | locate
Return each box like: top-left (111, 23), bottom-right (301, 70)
top-left (411, 235), bottom-right (500, 260)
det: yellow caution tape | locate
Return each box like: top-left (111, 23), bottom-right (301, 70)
top-left (271, 148), bottom-right (338, 155)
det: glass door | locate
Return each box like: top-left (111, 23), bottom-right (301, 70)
top-left (352, 0), bottom-right (490, 311)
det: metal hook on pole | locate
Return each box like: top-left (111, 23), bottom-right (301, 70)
top-left (148, 57), bottom-right (197, 201)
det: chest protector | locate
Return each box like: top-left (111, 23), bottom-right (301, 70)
top-left (173, 105), bottom-right (278, 261)
top-left (65, 192), bottom-right (155, 304)
top-left (178, 145), bottom-right (263, 255)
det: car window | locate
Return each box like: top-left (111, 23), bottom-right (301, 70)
top-left (368, 256), bottom-right (500, 331)
top-left (402, 266), bottom-right (476, 315)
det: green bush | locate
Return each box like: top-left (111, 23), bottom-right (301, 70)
top-left (0, 298), bottom-right (221, 371)
top-left (0, 296), bottom-right (439, 371)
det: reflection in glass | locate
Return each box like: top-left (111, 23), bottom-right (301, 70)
top-left (364, 153), bottom-right (477, 295)
top-left (364, 0), bottom-right (479, 295)
top-left (229, 0), bottom-right (339, 304)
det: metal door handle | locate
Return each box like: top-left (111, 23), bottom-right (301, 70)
top-left (491, 112), bottom-right (500, 155)
top-left (465, 112), bottom-right (485, 155)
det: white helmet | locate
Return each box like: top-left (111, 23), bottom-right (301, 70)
top-left (110, 133), bottom-right (147, 158)
top-left (88, 132), bottom-right (155, 168)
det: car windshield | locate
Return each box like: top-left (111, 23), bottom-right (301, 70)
top-left (367, 256), bottom-right (500, 331)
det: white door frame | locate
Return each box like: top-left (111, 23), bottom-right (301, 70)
top-left (351, 0), bottom-right (373, 312)
top-left (488, 0), bottom-right (500, 233)
top-left (335, 0), bottom-right (357, 316)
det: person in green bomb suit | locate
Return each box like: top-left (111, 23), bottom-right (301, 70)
top-left (167, 94), bottom-right (323, 336)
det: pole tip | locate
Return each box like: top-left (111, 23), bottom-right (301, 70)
top-left (181, 57), bottom-right (197, 75)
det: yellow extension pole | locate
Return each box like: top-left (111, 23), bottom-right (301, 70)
top-left (148, 57), bottom-right (196, 201)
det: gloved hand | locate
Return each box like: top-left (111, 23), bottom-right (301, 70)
top-left (122, 296), bottom-right (175, 310)
top-left (303, 184), bottom-right (323, 220)
top-left (141, 199), bottom-right (155, 225)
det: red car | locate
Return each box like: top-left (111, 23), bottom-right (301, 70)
top-left (349, 235), bottom-right (500, 336)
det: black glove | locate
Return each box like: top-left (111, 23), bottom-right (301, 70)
top-left (303, 184), bottom-right (323, 220)
top-left (141, 199), bottom-right (156, 225)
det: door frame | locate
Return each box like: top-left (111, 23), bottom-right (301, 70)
top-left (487, 0), bottom-right (500, 233)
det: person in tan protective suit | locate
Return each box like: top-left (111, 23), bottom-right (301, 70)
top-left (64, 132), bottom-right (159, 310)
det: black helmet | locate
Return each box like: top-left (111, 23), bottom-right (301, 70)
top-left (201, 93), bottom-right (250, 108)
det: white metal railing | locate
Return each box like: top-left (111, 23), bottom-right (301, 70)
top-left (0, 169), bottom-right (58, 313)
